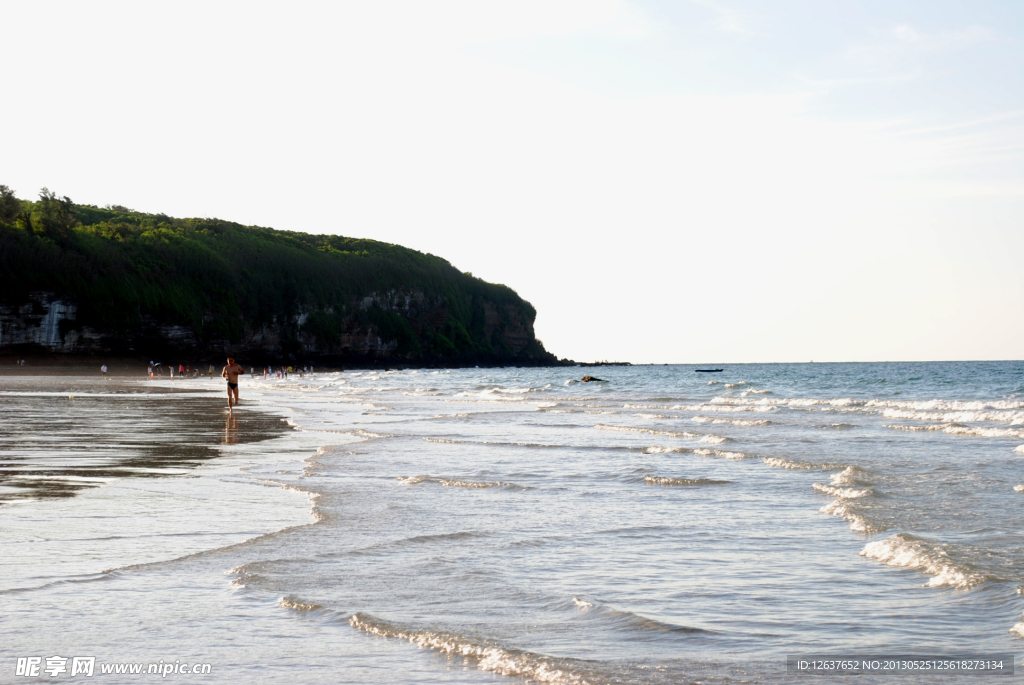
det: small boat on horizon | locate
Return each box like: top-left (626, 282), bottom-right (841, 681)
top-left (695, 369), bottom-right (724, 373)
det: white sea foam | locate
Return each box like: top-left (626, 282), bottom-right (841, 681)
top-left (692, 416), bottom-right (771, 426)
top-left (1015, 485), bottom-right (1024, 493)
top-left (885, 424), bottom-right (1024, 439)
top-left (819, 500), bottom-right (879, 533)
top-left (594, 424), bottom-right (700, 438)
top-left (350, 614), bottom-right (586, 684)
top-left (762, 457), bottom-right (846, 470)
top-left (1015, 445), bottom-right (1024, 454)
top-left (698, 434), bottom-right (729, 444)
top-left (829, 466), bottom-right (872, 486)
top-left (635, 413), bottom-right (673, 419)
top-left (645, 475), bottom-right (729, 486)
top-left (812, 483), bottom-right (872, 499)
top-left (693, 449), bottom-right (752, 459)
top-left (860, 534), bottom-right (987, 589)
top-left (643, 446), bottom-right (692, 454)
top-left (398, 476), bottom-right (524, 489)
top-left (674, 403), bottom-right (777, 413)
top-left (279, 597), bottom-right (320, 611)
top-left (867, 398), bottom-right (1024, 411)
top-left (881, 408), bottom-right (1024, 424)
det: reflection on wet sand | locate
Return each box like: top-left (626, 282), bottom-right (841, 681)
top-left (0, 378), bottom-right (286, 503)
top-left (223, 412), bottom-right (238, 445)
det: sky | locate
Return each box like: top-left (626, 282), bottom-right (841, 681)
top-left (3, 0), bottom-right (1022, 363)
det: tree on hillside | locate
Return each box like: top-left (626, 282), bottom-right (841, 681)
top-left (0, 185), bottom-right (19, 223)
top-left (37, 187), bottom-right (78, 237)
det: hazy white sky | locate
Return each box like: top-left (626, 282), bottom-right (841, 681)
top-left (3, 1), bottom-right (1022, 363)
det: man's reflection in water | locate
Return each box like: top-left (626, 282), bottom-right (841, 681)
top-left (223, 412), bottom-right (238, 445)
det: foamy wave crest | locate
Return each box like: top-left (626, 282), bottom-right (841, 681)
top-left (813, 483), bottom-right (872, 499)
top-left (1015, 445), bottom-right (1024, 454)
top-left (724, 382), bottom-right (747, 388)
top-left (693, 416), bottom-right (771, 426)
top-left (279, 596), bottom-right (320, 611)
top-left (643, 446), bottom-right (692, 454)
top-left (860, 534), bottom-right (988, 589)
top-left (867, 398), bottom-right (1024, 411)
top-left (645, 475), bottom-right (730, 486)
top-left (398, 476), bottom-right (525, 489)
top-left (1015, 485), bottom-right (1024, 493)
top-left (694, 448), bottom-right (753, 459)
top-left (1010, 621), bottom-right (1024, 638)
top-left (885, 424), bottom-right (1024, 439)
top-left (712, 396), bottom-right (863, 408)
top-left (595, 424), bottom-right (700, 438)
top-left (762, 457), bottom-right (846, 470)
top-left (819, 500), bottom-right (880, 533)
top-left (675, 403), bottom-right (777, 413)
top-left (881, 408), bottom-right (1024, 424)
top-left (635, 413), bottom-right (673, 419)
top-left (350, 614), bottom-right (588, 684)
top-left (424, 437), bottom-right (469, 444)
top-left (698, 434), bottom-right (729, 444)
top-left (829, 466), bottom-right (872, 486)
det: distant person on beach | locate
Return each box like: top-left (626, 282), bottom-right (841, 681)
top-left (101, 364), bottom-right (108, 378)
top-left (222, 357), bottom-right (246, 411)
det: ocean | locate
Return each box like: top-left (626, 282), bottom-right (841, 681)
top-left (3, 361), bottom-right (1024, 683)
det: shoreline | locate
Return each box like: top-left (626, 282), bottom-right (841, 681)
top-left (0, 354), bottom-right (609, 377)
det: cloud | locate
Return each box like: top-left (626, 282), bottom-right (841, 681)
top-left (688, 0), bottom-right (753, 35)
top-left (847, 24), bottom-right (996, 64)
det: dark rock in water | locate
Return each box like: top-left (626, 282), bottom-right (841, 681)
top-left (581, 376), bottom-right (606, 382)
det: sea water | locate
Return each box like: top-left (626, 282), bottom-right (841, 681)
top-left (2, 362), bottom-right (1024, 683)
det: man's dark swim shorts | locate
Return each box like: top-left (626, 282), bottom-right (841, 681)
top-left (227, 382), bottom-right (238, 389)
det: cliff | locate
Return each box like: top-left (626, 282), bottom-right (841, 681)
top-left (0, 189), bottom-right (559, 366)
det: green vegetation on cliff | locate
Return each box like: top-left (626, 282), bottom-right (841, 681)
top-left (0, 186), bottom-right (554, 364)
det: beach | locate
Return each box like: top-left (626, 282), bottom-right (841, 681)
top-left (3, 362), bottom-right (1023, 683)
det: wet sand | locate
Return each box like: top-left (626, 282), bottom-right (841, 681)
top-left (0, 376), bottom-right (288, 503)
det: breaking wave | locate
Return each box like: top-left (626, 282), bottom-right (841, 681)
top-left (860, 534), bottom-right (989, 590)
top-left (692, 416), bottom-right (772, 426)
top-left (643, 446), bottom-right (692, 454)
top-left (350, 613), bottom-right (589, 684)
top-left (885, 424), bottom-right (1024, 439)
top-left (594, 424), bottom-right (700, 439)
top-left (397, 476), bottom-right (527, 489)
top-left (693, 449), bottom-right (753, 459)
top-left (762, 457), bottom-right (847, 470)
top-left (812, 483), bottom-right (873, 499)
top-left (819, 500), bottom-right (881, 533)
top-left (645, 475), bottom-right (730, 486)
top-left (829, 466), bottom-right (873, 486)
top-left (279, 596), bottom-right (321, 611)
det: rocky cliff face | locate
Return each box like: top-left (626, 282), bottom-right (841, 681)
top-left (0, 291), bottom-right (548, 365)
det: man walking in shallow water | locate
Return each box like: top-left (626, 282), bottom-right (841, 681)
top-left (221, 357), bottom-right (245, 411)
